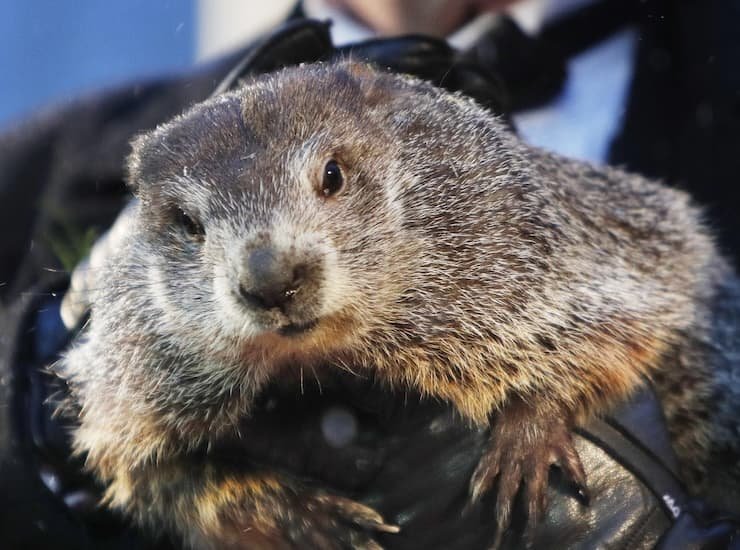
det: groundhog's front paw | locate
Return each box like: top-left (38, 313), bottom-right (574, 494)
top-left (468, 399), bottom-right (588, 545)
top-left (283, 492), bottom-right (399, 549)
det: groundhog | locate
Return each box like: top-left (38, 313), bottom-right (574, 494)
top-left (58, 61), bottom-right (740, 548)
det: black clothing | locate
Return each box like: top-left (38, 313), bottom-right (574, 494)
top-left (608, 0), bottom-right (740, 266)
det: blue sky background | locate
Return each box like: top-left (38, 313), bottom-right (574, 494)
top-left (1, 0), bottom-right (196, 128)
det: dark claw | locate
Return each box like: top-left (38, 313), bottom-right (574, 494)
top-left (468, 399), bottom-right (588, 546)
top-left (555, 443), bottom-right (590, 505)
top-left (469, 447), bottom-right (501, 505)
top-left (523, 460), bottom-right (548, 527)
top-left (494, 459), bottom-right (521, 533)
top-left (245, 489), bottom-right (399, 549)
top-left (299, 493), bottom-right (399, 549)
top-left (573, 484), bottom-right (591, 506)
top-left (314, 494), bottom-right (400, 534)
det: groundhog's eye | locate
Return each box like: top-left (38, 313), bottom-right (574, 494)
top-left (320, 160), bottom-right (344, 197)
top-left (175, 208), bottom-right (205, 239)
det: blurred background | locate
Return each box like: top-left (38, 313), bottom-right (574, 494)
top-left (0, 0), bottom-right (294, 128)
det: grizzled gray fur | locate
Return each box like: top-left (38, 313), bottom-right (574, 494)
top-left (58, 61), bottom-right (740, 548)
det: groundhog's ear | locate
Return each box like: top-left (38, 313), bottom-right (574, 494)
top-left (126, 130), bottom-right (162, 193)
top-left (334, 61), bottom-right (402, 106)
top-left (125, 133), bottom-right (146, 193)
top-left (337, 60), bottom-right (441, 111)
top-left (339, 61), bottom-right (380, 82)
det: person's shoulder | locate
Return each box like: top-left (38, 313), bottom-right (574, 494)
top-left (0, 49), bottom-right (245, 168)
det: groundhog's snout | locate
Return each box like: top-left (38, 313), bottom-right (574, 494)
top-left (236, 246), bottom-right (324, 328)
top-left (238, 247), bottom-right (305, 312)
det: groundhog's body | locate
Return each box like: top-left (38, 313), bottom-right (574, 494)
top-left (59, 62), bottom-right (740, 547)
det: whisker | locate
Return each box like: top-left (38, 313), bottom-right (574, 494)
top-left (332, 357), bottom-right (364, 379)
top-left (310, 366), bottom-right (322, 395)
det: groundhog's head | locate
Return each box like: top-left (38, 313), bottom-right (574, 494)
top-left (125, 61), bottom-right (531, 369)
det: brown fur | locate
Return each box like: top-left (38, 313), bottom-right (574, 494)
top-left (58, 61), bottom-right (740, 547)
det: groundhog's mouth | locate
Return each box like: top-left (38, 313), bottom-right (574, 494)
top-left (277, 318), bottom-right (319, 337)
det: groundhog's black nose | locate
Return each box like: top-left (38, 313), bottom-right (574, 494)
top-left (238, 248), bottom-right (306, 312)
